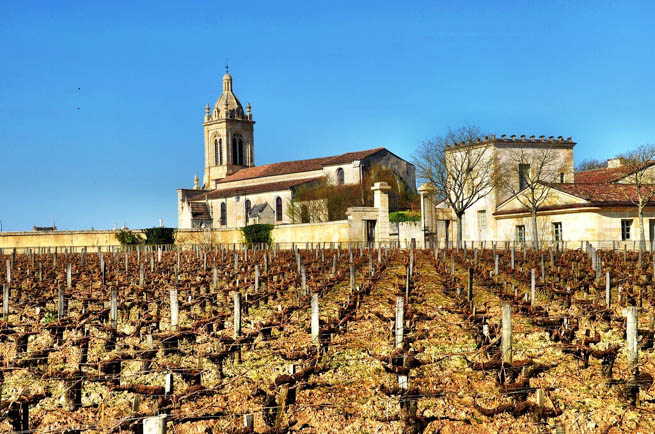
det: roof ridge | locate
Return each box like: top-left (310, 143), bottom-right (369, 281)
top-left (574, 167), bottom-right (609, 173)
top-left (217, 147), bottom-right (387, 184)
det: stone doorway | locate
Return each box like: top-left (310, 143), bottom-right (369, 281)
top-left (366, 220), bottom-right (376, 244)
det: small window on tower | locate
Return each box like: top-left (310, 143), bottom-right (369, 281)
top-left (560, 172), bottom-right (565, 183)
top-left (214, 138), bottom-right (223, 166)
top-left (233, 133), bottom-right (244, 165)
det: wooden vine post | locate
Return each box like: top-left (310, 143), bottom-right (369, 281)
top-left (311, 293), bottom-right (320, 348)
top-left (502, 303), bottom-right (512, 364)
top-left (395, 296), bottom-right (404, 349)
top-left (170, 289), bottom-right (179, 332)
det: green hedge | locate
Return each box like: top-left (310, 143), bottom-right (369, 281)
top-left (143, 227), bottom-right (176, 245)
top-left (115, 229), bottom-right (144, 245)
top-left (389, 211), bottom-right (421, 223)
top-left (241, 224), bottom-right (274, 246)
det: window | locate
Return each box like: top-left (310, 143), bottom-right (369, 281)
top-left (244, 199), bottom-right (251, 225)
top-left (336, 168), bottom-right (345, 185)
top-left (477, 210), bottom-right (487, 240)
top-left (516, 225), bottom-right (526, 243)
top-left (232, 133), bottom-right (244, 165)
top-left (214, 138), bottom-right (222, 165)
top-left (560, 173), bottom-right (565, 183)
top-left (622, 219), bottom-right (632, 241)
top-left (301, 204), bottom-right (310, 223)
top-left (220, 202), bottom-right (227, 226)
top-left (519, 164), bottom-right (530, 190)
top-left (275, 197), bottom-right (283, 222)
top-left (552, 222), bottom-right (562, 241)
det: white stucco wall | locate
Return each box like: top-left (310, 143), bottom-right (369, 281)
top-left (494, 207), bottom-right (655, 247)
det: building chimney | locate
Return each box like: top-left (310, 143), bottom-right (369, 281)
top-left (607, 158), bottom-right (623, 169)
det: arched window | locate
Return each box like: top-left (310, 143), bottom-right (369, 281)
top-left (301, 205), bottom-right (310, 223)
top-left (232, 133), bottom-right (244, 165)
top-left (214, 138), bottom-right (222, 165)
top-left (245, 199), bottom-right (251, 225)
top-left (220, 202), bottom-right (227, 226)
top-left (275, 197), bottom-right (283, 222)
top-left (336, 168), bottom-right (345, 185)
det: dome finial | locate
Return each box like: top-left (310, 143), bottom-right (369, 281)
top-left (222, 62), bottom-right (233, 92)
top-left (193, 174), bottom-right (199, 190)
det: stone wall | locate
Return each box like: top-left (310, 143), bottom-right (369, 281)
top-left (398, 222), bottom-right (425, 248)
top-left (0, 221), bottom-right (352, 252)
top-left (272, 221), bottom-right (350, 246)
top-left (0, 230), bottom-right (123, 250)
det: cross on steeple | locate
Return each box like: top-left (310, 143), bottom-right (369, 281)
top-left (225, 58), bottom-right (229, 74)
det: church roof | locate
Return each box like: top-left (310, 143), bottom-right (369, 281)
top-left (199, 176), bottom-right (325, 200)
top-left (217, 147), bottom-right (385, 183)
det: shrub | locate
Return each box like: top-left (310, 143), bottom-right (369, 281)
top-left (241, 224), bottom-right (274, 246)
top-left (40, 311), bottom-right (57, 324)
top-left (143, 227), bottom-right (176, 245)
top-left (288, 164), bottom-right (421, 222)
top-left (115, 229), bottom-right (144, 245)
top-left (389, 211), bottom-right (421, 223)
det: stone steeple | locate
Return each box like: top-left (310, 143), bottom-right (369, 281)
top-left (202, 69), bottom-right (255, 189)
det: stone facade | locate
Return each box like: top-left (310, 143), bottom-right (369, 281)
top-left (446, 135), bottom-right (575, 242)
top-left (427, 134), bottom-right (655, 246)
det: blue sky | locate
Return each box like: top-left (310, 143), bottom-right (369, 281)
top-left (1, 1), bottom-right (654, 231)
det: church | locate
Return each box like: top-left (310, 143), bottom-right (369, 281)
top-left (177, 71), bottom-right (416, 229)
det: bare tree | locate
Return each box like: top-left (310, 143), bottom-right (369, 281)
top-left (616, 144), bottom-right (655, 251)
top-left (575, 158), bottom-right (606, 172)
top-left (497, 147), bottom-right (564, 249)
top-left (413, 125), bottom-right (495, 248)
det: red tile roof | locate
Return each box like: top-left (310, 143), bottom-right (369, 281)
top-left (179, 188), bottom-right (211, 202)
top-left (551, 183), bottom-right (655, 203)
top-left (189, 202), bottom-right (211, 220)
top-left (216, 147), bottom-right (385, 183)
top-left (195, 176), bottom-right (325, 200)
top-left (495, 183), bottom-right (655, 216)
top-left (573, 167), bottom-right (632, 183)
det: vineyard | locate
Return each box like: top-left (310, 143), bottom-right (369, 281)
top-left (0, 243), bottom-right (654, 433)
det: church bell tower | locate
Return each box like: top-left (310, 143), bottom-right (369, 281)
top-left (202, 68), bottom-right (255, 189)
